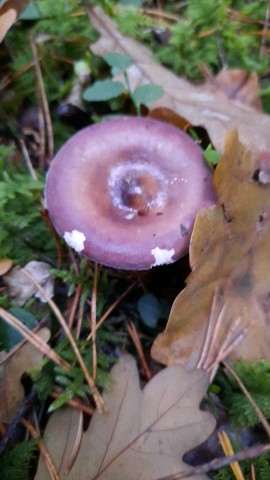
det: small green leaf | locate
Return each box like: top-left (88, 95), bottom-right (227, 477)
top-left (137, 294), bottom-right (161, 329)
top-left (204, 144), bottom-right (221, 166)
top-left (83, 79), bottom-right (125, 102)
top-left (103, 53), bottom-right (132, 72)
top-left (132, 84), bottom-right (163, 107)
top-left (120, 0), bottom-right (143, 6)
top-left (20, 1), bottom-right (43, 20)
top-left (0, 307), bottom-right (37, 350)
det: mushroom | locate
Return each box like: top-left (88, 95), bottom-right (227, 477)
top-left (45, 117), bottom-right (216, 270)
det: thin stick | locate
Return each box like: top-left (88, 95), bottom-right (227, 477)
top-left (224, 362), bottom-right (270, 439)
top-left (76, 301), bottom-right (85, 339)
top-left (156, 443), bottom-right (270, 480)
top-left (90, 263), bottom-right (99, 381)
top-left (65, 410), bottom-right (83, 474)
top-left (68, 284), bottom-right (82, 330)
top-left (22, 269), bottom-right (106, 414)
top-left (21, 418), bottom-right (60, 480)
top-left (141, 8), bottom-right (178, 21)
top-left (127, 321), bottom-right (151, 381)
top-left (40, 210), bottom-right (63, 269)
top-left (196, 287), bottom-right (219, 369)
top-left (87, 282), bottom-right (136, 340)
top-left (201, 302), bottom-right (227, 370)
top-left (218, 431), bottom-right (245, 480)
top-left (30, 36), bottom-right (54, 163)
top-left (0, 307), bottom-right (69, 370)
top-left (206, 315), bottom-right (242, 371)
top-left (250, 464), bottom-right (256, 480)
top-left (208, 330), bottom-right (244, 383)
top-left (19, 138), bottom-right (38, 181)
top-left (51, 388), bottom-right (94, 416)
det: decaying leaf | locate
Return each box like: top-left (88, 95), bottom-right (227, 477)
top-left (88, 6), bottom-right (270, 153)
top-left (0, 327), bottom-right (50, 422)
top-left (35, 354), bottom-right (215, 480)
top-left (35, 407), bottom-right (83, 479)
top-left (199, 68), bottom-right (262, 112)
top-left (152, 131), bottom-right (270, 371)
top-left (3, 261), bottom-right (54, 306)
top-left (0, 258), bottom-right (12, 276)
top-left (0, 0), bottom-right (30, 42)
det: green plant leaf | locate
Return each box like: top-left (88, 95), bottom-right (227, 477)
top-left (103, 52), bottom-right (132, 72)
top-left (137, 294), bottom-right (161, 329)
top-left (83, 79), bottom-right (125, 102)
top-left (0, 307), bottom-right (37, 350)
top-left (204, 144), bottom-right (221, 166)
top-left (19, 1), bottom-right (42, 20)
top-left (132, 84), bottom-right (163, 107)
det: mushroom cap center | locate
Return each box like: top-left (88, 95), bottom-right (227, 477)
top-left (108, 162), bottom-right (167, 219)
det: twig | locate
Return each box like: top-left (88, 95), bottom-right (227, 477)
top-left (21, 418), bottom-right (60, 480)
top-left (196, 287), bottom-right (219, 369)
top-left (90, 263), bottom-right (99, 381)
top-left (51, 388), bottom-right (94, 416)
top-left (68, 284), bottom-right (82, 331)
top-left (127, 321), bottom-right (151, 381)
top-left (156, 443), bottom-right (270, 479)
top-left (21, 269), bottom-right (106, 414)
top-left (0, 307), bottom-right (69, 370)
top-left (223, 361), bottom-right (270, 439)
top-left (30, 36), bottom-right (54, 164)
top-left (40, 210), bottom-right (63, 269)
top-left (76, 300), bottom-right (85, 339)
top-left (141, 8), bottom-right (178, 21)
top-left (19, 138), bottom-right (38, 181)
top-left (65, 410), bottom-right (83, 474)
top-left (87, 282), bottom-right (136, 340)
top-left (218, 431), bottom-right (245, 480)
top-left (250, 463), bottom-right (256, 480)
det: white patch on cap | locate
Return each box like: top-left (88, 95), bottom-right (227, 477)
top-left (258, 171), bottom-right (270, 184)
top-left (150, 247), bottom-right (175, 267)
top-left (64, 230), bottom-right (86, 252)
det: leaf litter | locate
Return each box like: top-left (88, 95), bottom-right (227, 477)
top-left (0, 327), bottom-right (50, 422)
top-left (152, 131), bottom-right (270, 373)
top-left (87, 6), bottom-right (270, 153)
top-left (35, 354), bottom-right (215, 480)
top-left (1, 4), bottom-right (270, 479)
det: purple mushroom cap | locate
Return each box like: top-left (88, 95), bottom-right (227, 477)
top-left (45, 117), bottom-right (216, 270)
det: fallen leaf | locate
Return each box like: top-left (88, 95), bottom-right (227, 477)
top-left (0, 327), bottom-right (50, 422)
top-left (88, 6), bottom-right (270, 153)
top-left (0, 0), bottom-right (30, 42)
top-left (152, 131), bottom-right (270, 371)
top-left (199, 68), bottom-right (262, 112)
top-left (3, 261), bottom-right (54, 306)
top-left (35, 408), bottom-right (83, 478)
top-left (0, 258), bottom-right (12, 276)
top-left (35, 354), bottom-right (215, 480)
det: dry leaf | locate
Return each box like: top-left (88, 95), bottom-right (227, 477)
top-left (88, 7), bottom-right (270, 153)
top-left (3, 261), bottom-right (54, 306)
top-left (35, 354), bottom-right (215, 480)
top-left (0, 0), bottom-right (29, 42)
top-left (0, 258), bottom-right (12, 276)
top-left (200, 68), bottom-right (262, 112)
top-left (0, 327), bottom-right (50, 422)
top-left (152, 131), bottom-right (270, 370)
top-left (35, 408), bottom-right (83, 478)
